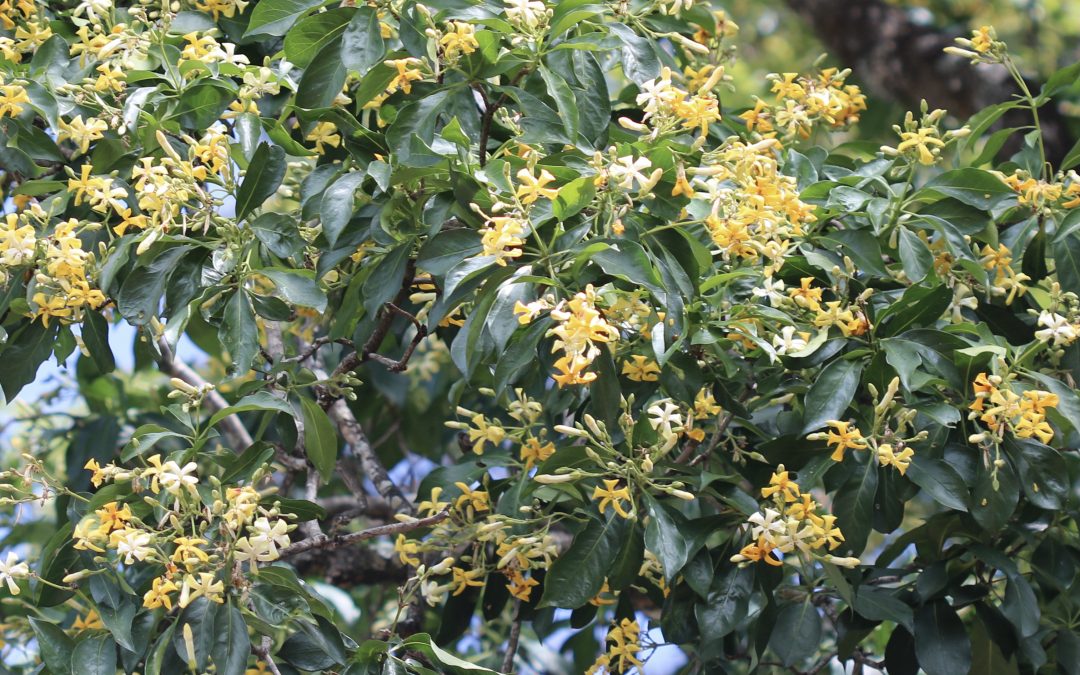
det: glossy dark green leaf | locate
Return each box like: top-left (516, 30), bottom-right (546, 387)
top-left (73, 635), bottom-right (117, 675)
top-left (245, 0), bottom-right (326, 38)
top-left (235, 143), bottom-right (286, 222)
top-left (695, 565), bottom-right (753, 641)
top-left (831, 457), bottom-right (878, 555)
top-left (251, 213), bottom-right (305, 258)
top-left (914, 600), bottom-right (972, 675)
top-left (769, 602), bottom-right (823, 667)
top-left (906, 457), bottom-right (969, 512)
top-left (539, 514), bottom-right (626, 608)
top-left (211, 602), bottom-right (251, 675)
top-left (300, 396), bottom-right (338, 479)
top-left (801, 358), bottom-right (864, 434)
top-left (220, 290), bottom-right (259, 375)
top-left (31, 619), bottom-right (74, 674)
top-left (341, 6), bottom-right (386, 76)
top-left (854, 586), bottom-right (914, 630)
top-left (284, 7), bottom-right (353, 67)
top-left (920, 168), bottom-right (1014, 211)
top-left (553, 176), bottom-right (596, 220)
top-left (0, 320), bottom-right (58, 403)
top-left (259, 268), bottom-right (327, 312)
top-left (644, 495), bottom-right (694, 581)
top-left (320, 171), bottom-right (366, 247)
top-left (117, 245), bottom-right (192, 325)
top-left (362, 243), bottom-right (412, 317)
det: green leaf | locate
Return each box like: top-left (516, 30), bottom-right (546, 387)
top-left (898, 227), bottom-right (933, 283)
top-left (279, 617), bottom-right (348, 671)
top-left (82, 311), bottom-right (116, 374)
top-left (920, 168), bottom-right (1014, 211)
top-left (209, 391), bottom-right (295, 427)
top-left (0, 320), bottom-right (58, 403)
top-left (386, 91), bottom-right (451, 165)
top-left (73, 635), bottom-right (117, 675)
top-left (116, 245), bottom-right (192, 325)
top-left (211, 602), bottom-right (251, 675)
top-left (695, 565), bottom-right (754, 641)
top-left (417, 229), bottom-right (483, 277)
top-left (801, 358), bottom-right (864, 433)
top-left (341, 6), bottom-right (386, 76)
top-left (245, 0), bottom-right (327, 38)
top-left (552, 175), bottom-right (596, 220)
top-left (539, 65), bottom-right (579, 142)
top-left (831, 456), bottom-right (878, 555)
top-left (906, 457), bottom-right (969, 512)
top-left (854, 586), bottom-right (914, 630)
top-left (1053, 223), bottom-right (1080, 295)
top-left (235, 143), bottom-right (286, 222)
top-left (1006, 437), bottom-right (1067, 510)
top-left (608, 22), bottom-right (660, 84)
top-left (362, 243), bottom-right (412, 317)
top-left (398, 634), bottom-right (500, 674)
top-left (971, 615), bottom-right (1020, 675)
top-left (96, 599), bottom-right (137, 651)
top-left (220, 290), bottom-right (259, 375)
top-left (300, 396), bottom-right (338, 479)
top-left (644, 495), bottom-right (694, 581)
top-left (769, 602), bottom-right (823, 667)
top-left (914, 600), bottom-right (972, 675)
top-left (284, 7), bottom-right (353, 68)
top-left (972, 457), bottom-right (1019, 532)
top-left (251, 213), bottom-right (305, 258)
top-left (31, 619), bottom-right (74, 674)
top-left (320, 171), bottom-right (366, 247)
top-left (297, 38), bottom-right (348, 109)
top-left (259, 268), bottom-right (327, 312)
top-left (539, 514), bottom-right (626, 608)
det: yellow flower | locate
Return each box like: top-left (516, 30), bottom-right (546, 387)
top-left (505, 570), bottom-right (538, 601)
top-left (453, 482), bottom-right (490, 519)
top-left (876, 444), bottom-right (914, 476)
top-left (760, 465), bottom-right (801, 502)
top-left (449, 566), bottom-right (484, 596)
top-left (394, 534), bottom-right (421, 566)
top-left (466, 413), bottom-right (506, 455)
top-left (591, 479), bottom-right (633, 518)
top-left (171, 536), bottom-right (210, 570)
top-left (58, 115), bottom-right (108, 155)
top-left (417, 487), bottom-right (450, 516)
top-left (305, 121), bottom-right (340, 154)
top-left (621, 355), bottom-right (660, 382)
top-left (385, 58), bottom-right (425, 96)
top-left (143, 576), bottom-right (179, 611)
top-left (480, 215), bottom-right (526, 265)
top-left (896, 126), bottom-right (945, 165)
top-left (178, 572), bottom-right (225, 608)
top-left (515, 168), bottom-right (558, 204)
top-left (439, 21), bottom-right (479, 59)
top-left (822, 420), bottom-right (867, 462)
top-left (72, 610), bottom-right (104, 631)
top-left (520, 437), bottom-right (555, 471)
top-left (95, 502), bottom-right (132, 534)
top-left (0, 83), bottom-right (30, 118)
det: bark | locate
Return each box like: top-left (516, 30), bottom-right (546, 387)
top-left (784, 0), bottom-right (1074, 165)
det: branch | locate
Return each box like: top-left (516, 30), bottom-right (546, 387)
top-left (155, 337), bottom-right (253, 451)
top-left (501, 599), bottom-right (523, 674)
top-left (326, 397), bottom-right (415, 514)
top-left (278, 509), bottom-right (448, 557)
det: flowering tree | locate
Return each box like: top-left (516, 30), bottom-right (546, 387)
top-left (2, 1), bottom-right (1080, 673)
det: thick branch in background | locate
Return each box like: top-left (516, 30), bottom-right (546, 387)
top-left (785, 0), bottom-right (1075, 165)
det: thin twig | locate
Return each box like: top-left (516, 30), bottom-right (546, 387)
top-left (278, 510), bottom-right (449, 557)
top-left (252, 636), bottom-right (284, 675)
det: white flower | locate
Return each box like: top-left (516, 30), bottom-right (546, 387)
top-left (647, 399), bottom-right (684, 441)
top-left (747, 508), bottom-right (785, 542)
top-left (234, 536), bottom-right (278, 563)
top-left (772, 326), bottom-right (808, 355)
top-left (110, 529), bottom-right (153, 565)
top-left (249, 517), bottom-right (290, 555)
top-left (158, 460), bottom-right (199, 496)
top-left (609, 155), bottom-right (653, 190)
top-left (752, 277), bottom-right (787, 306)
top-left (73, 0), bottom-right (112, 23)
top-left (1034, 311), bottom-right (1078, 347)
top-left (504, 0), bottom-right (547, 28)
top-left (0, 552), bottom-right (29, 595)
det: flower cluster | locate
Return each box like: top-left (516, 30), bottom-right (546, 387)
top-left (620, 66), bottom-right (724, 142)
top-left (881, 104), bottom-right (969, 166)
top-left (992, 169), bottom-right (1080, 211)
top-left (731, 465), bottom-right (858, 568)
top-left (740, 67), bottom-right (867, 139)
top-left (969, 372), bottom-right (1058, 444)
top-left (586, 618), bottom-right (644, 674)
top-left (75, 453), bottom-right (294, 613)
top-left (0, 212), bottom-right (107, 326)
top-left (518, 285), bottom-right (620, 387)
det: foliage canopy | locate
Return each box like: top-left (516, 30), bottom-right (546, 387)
top-left (2, 1), bottom-right (1080, 674)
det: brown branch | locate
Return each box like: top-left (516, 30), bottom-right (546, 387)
top-left (155, 338), bottom-right (253, 451)
top-left (501, 599), bottom-right (523, 674)
top-left (326, 397), bottom-right (414, 514)
top-left (252, 636), bottom-right (284, 675)
top-left (278, 509), bottom-right (448, 557)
